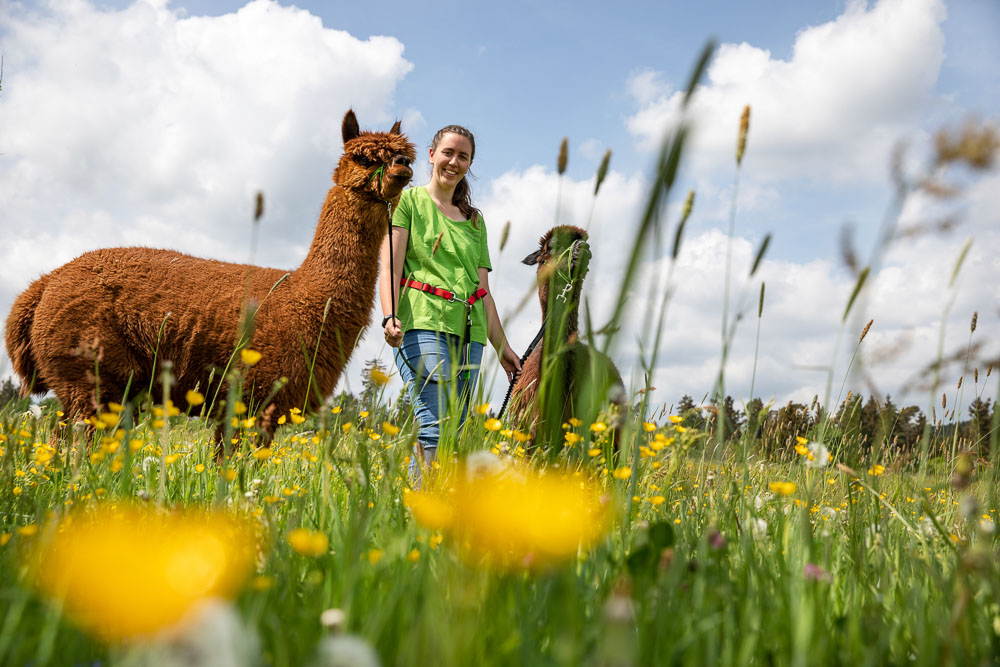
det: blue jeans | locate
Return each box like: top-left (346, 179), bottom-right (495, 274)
top-left (394, 329), bottom-right (484, 473)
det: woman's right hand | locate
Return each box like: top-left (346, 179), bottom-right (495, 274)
top-left (383, 317), bottom-right (403, 348)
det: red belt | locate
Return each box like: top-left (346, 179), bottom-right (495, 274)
top-left (400, 278), bottom-right (487, 308)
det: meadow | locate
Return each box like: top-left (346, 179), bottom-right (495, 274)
top-left (1, 46), bottom-right (998, 666)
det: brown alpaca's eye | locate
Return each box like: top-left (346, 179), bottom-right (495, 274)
top-left (354, 155), bottom-right (377, 167)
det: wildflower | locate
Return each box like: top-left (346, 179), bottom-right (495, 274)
top-left (511, 430), bottom-right (531, 443)
top-left (568, 417), bottom-right (583, 427)
top-left (233, 401), bottom-right (247, 416)
top-left (252, 448), bottom-right (272, 461)
top-left (290, 413), bottom-right (306, 425)
top-left (565, 432), bottom-right (583, 446)
top-left (277, 415), bottom-right (287, 425)
top-left (612, 467), bottom-right (631, 480)
top-left (164, 453), bottom-right (180, 465)
top-left (650, 496), bottom-right (665, 506)
top-left (224, 469), bottom-right (237, 482)
top-left (803, 563), bottom-right (831, 582)
top-left (331, 406), bottom-right (342, 414)
top-left (674, 425), bottom-right (688, 434)
top-left (195, 464), bottom-right (205, 473)
top-left (588, 448), bottom-right (602, 457)
top-left (382, 421), bottom-right (400, 436)
top-left (794, 444), bottom-right (809, 456)
top-left (403, 489), bottom-right (455, 529)
top-left (369, 368), bottom-right (389, 386)
top-left (474, 402), bottom-right (490, 416)
top-left (805, 442), bottom-right (831, 468)
top-left (769, 481), bottom-right (797, 496)
top-left (342, 423), bottom-right (353, 434)
top-left (795, 436), bottom-right (808, 446)
top-left (643, 422), bottom-right (657, 432)
top-left (13, 486), bottom-right (23, 496)
top-left (251, 575), bottom-right (274, 591)
top-left (484, 418), bottom-right (502, 432)
top-left (185, 390), bottom-right (205, 407)
top-left (359, 411), bottom-right (369, 419)
top-left (1, 533), bottom-right (11, 547)
top-left (868, 464), bottom-right (886, 477)
top-left (32, 506), bottom-right (255, 641)
top-left (590, 422), bottom-right (608, 433)
top-left (407, 548), bottom-right (421, 563)
top-left (668, 415), bottom-right (683, 424)
top-left (240, 348), bottom-right (262, 366)
top-left (367, 549), bottom-right (383, 565)
top-left (288, 528), bottom-right (329, 558)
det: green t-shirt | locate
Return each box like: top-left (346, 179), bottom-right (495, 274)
top-left (391, 186), bottom-right (492, 343)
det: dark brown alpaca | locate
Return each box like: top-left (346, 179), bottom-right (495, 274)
top-left (5, 110), bottom-right (415, 431)
top-left (508, 225), bottom-right (625, 436)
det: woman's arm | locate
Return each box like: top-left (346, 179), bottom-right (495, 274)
top-left (478, 267), bottom-right (522, 382)
top-left (379, 226), bottom-right (409, 347)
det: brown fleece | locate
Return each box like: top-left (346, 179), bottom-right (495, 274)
top-left (4, 110), bottom-right (416, 429)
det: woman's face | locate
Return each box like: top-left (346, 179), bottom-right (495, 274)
top-left (429, 132), bottom-right (473, 188)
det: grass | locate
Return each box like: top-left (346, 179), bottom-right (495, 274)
top-left (1, 43), bottom-right (998, 665)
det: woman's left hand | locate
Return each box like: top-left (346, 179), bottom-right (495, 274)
top-left (500, 345), bottom-right (522, 383)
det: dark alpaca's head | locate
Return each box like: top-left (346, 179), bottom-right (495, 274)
top-left (522, 225), bottom-right (590, 320)
top-left (334, 110), bottom-right (416, 202)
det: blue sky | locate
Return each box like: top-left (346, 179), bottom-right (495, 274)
top-left (1, 0), bottom-right (997, 415)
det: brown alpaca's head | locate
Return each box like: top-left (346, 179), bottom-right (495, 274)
top-left (522, 225), bottom-right (590, 320)
top-left (334, 110), bottom-right (416, 202)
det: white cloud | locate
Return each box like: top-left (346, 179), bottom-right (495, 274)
top-left (0, 0), bottom-right (412, 383)
top-left (463, 163), bottom-right (1000, 413)
top-left (625, 0), bottom-right (948, 183)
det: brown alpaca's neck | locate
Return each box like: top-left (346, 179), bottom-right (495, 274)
top-left (293, 185), bottom-right (388, 341)
top-left (539, 287), bottom-right (580, 337)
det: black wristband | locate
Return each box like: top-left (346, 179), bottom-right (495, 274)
top-left (381, 315), bottom-right (394, 328)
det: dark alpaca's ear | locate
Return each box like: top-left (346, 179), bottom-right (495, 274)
top-left (343, 110), bottom-right (360, 143)
top-left (522, 249), bottom-right (542, 266)
top-left (390, 120), bottom-right (402, 135)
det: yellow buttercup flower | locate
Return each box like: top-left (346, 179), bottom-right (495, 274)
top-left (31, 506), bottom-right (255, 642)
top-left (612, 466), bottom-right (631, 480)
top-left (568, 417), bottom-right (583, 427)
top-left (475, 403), bottom-right (490, 416)
top-left (484, 418), bottom-right (502, 432)
top-left (795, 436), bottom-right (809, 445)
top-left (185, 390), bottom-right (205, 407)
top-left (287, 528), bottom-right (329, 558)
top-left (290, 414), bottom-right (306, 425)
top-left (643, 422), bottom-right (657, 432)
top-left (590, 422), bottom-right (608, 433)
top-left (868, 464), bottom-right (886, 477)
top-left (769, 481), bottom-right (797, 496)
top-left (382, 421), bottom-right (400, 436)
top-left (240, 348), bottom-right (263, 366)
top-left (794, 444), bottom-right (809, 456)
top-left (369, 368), bottom-right (390, 386)
top-left (668, 415), bottom-right (683, 424)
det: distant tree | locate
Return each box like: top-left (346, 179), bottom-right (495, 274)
top-left (707, 394), bottom-right (742, 442)
top-left (745, 397), bottom-right (766, 440)
top-left (0, 378), bottom-right (19, 409)
top-left (676, 395), bottom-right (704, 430)
top-left (772, 401), bottom-right (812, 452)
top-left (895, 405), bottom-right (926, 453)
top-left (966, 397), bottom-right (993, 455)
top-left (359, 357), bottom-right (390, 410)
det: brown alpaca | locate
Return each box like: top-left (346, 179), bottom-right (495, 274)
top-left (508, 225), bottom-right (625, 436)
top-left (5, 110), bottom-right (415, 431)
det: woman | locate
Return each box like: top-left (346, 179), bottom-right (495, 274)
top-left (378, 124), bottom-right (521, 475)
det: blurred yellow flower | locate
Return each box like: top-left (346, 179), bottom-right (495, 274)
top-left (287, 528), bottom-right (329, 557)
top-left (240, 348), bottom-right (262, 366)
top-left (369, 368), bottom-right (390, 386)
top-left (668, 415), bottom-right (683, 424)
top-left (568, 418), bottom-right (583, 427)
top-left (290, 414), bottom-right (306, 425)
top-left (590, 422), bottom-right (607, 433)
top-left (331, 406), bottom-right (342, 414)
top-left (382, 421), bottom-right (400, 436)
top-left (565, 432), bottom-right (582, 446)
top-left (233, 401), bottom-right (247, 416)
top-left (794, 444), bottom-right (809, 456)
top-left (403, 489), bottom-right (455, 530)
top-left (511, 430), bottom-right (531, 443)
top-left (31, 506), bottom-right (255, 642)
top-left (795, 436), bottom-right (809, 445)
top-left (367, 549), bottom-right (383, 564)
top-left (650, 496), bottom-right (666, 506)
top-left (108, 402), bottom-right (124, 413)
top-left (359, 411), bottom-right (369, 419)
top-left (407, 548), bottom-right (421, 563)
top-left (612, 467), bottom-right (631, 480)
top-left (868, 464), bottom-right (886, 477)
top-left (185, 390), bottom-right (205, 407)
top-left (769, 481), bottom-right (797, 496)
top-left (674, 425), bottom-right (688, 434)
top-left (643, 422), bottom-right (657, 432)
top-left (342, 423), bottom-right (353, 434)
top-left (484, 418), bottom-right (502, 432)
top-left (475, 403), bottom-right (490, 416)
top-left (588, 448), bottom-right (602, 457)
top-left (277, 415), bottom-right (286, 425)
top-left (252, 448), bottom-right (272, 461)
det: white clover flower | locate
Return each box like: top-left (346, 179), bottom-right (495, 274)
top-left (751, 517), bottom-right (768, 538)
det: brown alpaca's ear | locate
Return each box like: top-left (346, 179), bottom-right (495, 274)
top-left (522, 249), bottom-right (542, 266)
top-left (390, 120), bottom-right (402, 135)
top-left (343, 110), bottom-right (360, 143)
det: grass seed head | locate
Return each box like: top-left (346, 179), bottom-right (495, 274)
top-left (736, 105), bottom-right (750, 166)
top-left (859, 319), bottom-right (873, 342)
top-left (970, 311), bottom-right (977, 334)
top-left (557, 137), bottom-right (569, 175)
top-left (594, 149), bottom-right (612, 195)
